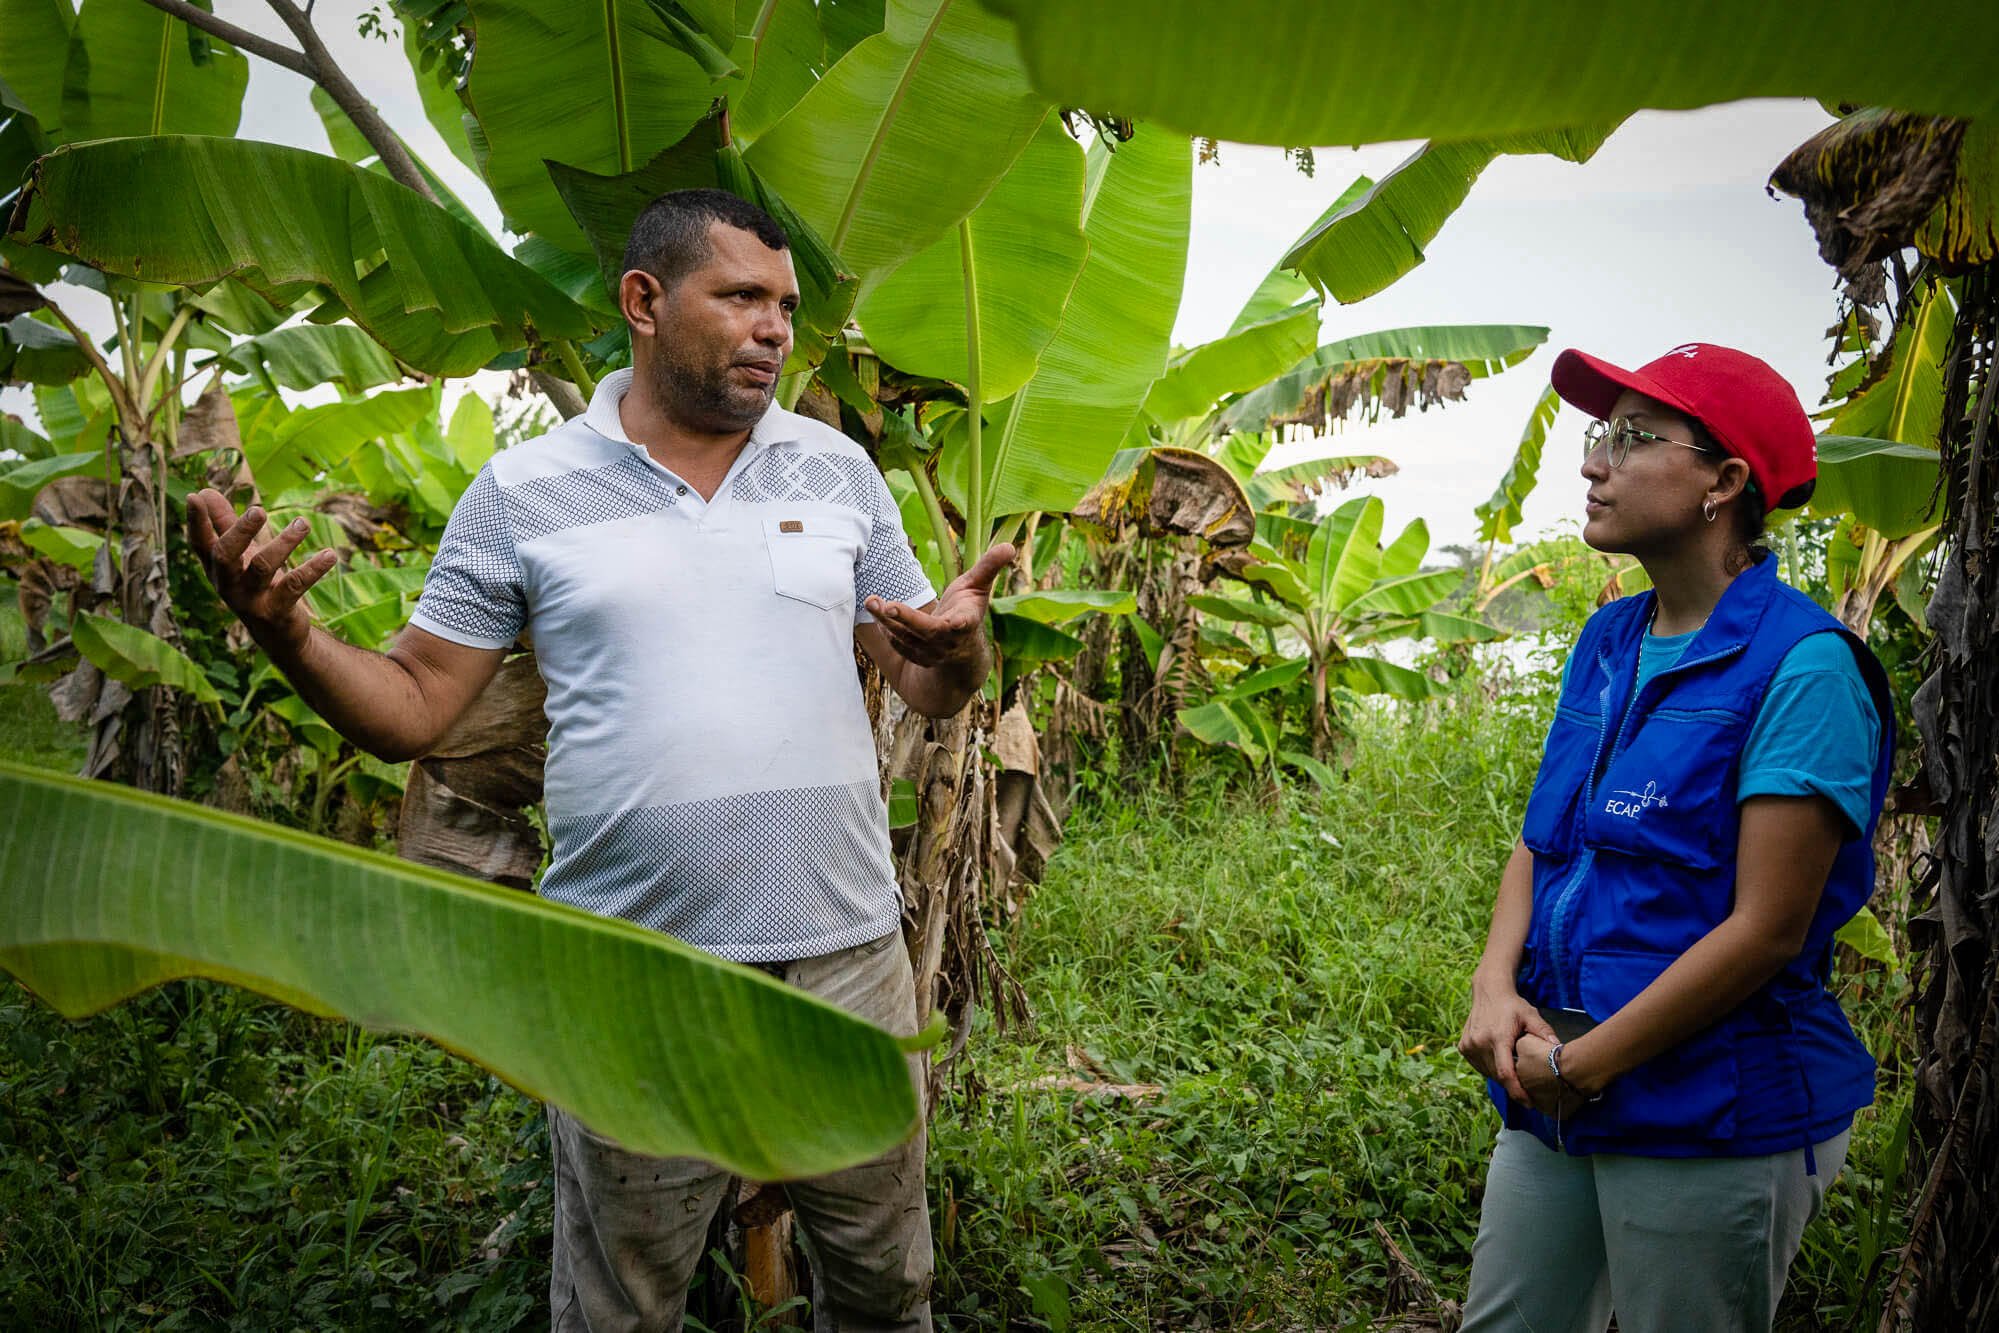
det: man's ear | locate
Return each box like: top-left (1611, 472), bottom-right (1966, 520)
top-left (619, 269), bottom-right (664, 338)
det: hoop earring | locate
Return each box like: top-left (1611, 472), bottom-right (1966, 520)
top-left (1703, 499), bottom-right (1717, 523)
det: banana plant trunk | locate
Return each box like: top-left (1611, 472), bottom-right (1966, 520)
top-left (64, 415), bottom-right (186, 794)
top-left (1886, 263), bottom-right (1998, 1332)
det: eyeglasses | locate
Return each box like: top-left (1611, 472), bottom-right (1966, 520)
top-left (1583, 417), bottom-right (1720, 469)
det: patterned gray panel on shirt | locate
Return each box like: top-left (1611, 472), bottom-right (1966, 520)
top-left (543, 779), bottom-right (903, 962)
top-left (506, 452), bottom-right (683, 545)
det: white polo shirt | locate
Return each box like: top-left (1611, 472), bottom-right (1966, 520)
top-left (409, 369), bottom-right (935, 961)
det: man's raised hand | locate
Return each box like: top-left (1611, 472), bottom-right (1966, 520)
top-left (187, 489), bottom-right (339, 653)
top-left (862, 541), bottom-right (1015, 669)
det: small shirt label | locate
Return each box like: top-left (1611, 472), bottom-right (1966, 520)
top-left (778, 519), bottom-right (804, 533)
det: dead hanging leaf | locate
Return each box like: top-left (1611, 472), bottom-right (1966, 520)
top-left (0, 268), bottom-right (49, 318)
top-left (396, 655), bottom-right (548, 889)
top-left (1072, 447), bottom-right (1255, 547)
top-left (1270, 358), bottom-right (1472, 433)
top-left (1769, 110), bottom-right (1995, 278)
top-left (315, 492), bottom-right (401, 550)
top-left (173, 378), bottom-right (241, 458)
top-left (32, 475), bottom-right (110, 532)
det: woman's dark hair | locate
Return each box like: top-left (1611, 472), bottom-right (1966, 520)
top-left (1688, 418), bottom-right (1769, 571)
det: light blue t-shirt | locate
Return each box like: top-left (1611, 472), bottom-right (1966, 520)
top-left (1567, 628), bottom-right (1882, 837)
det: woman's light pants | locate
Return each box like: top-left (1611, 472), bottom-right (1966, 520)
top-left (1461, 1125), bottom-right (1851, 1333)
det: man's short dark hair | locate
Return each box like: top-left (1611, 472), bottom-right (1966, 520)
top-left (622, 189), bottom-right (789, 293)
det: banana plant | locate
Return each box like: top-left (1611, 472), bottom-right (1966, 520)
top-left (1208, 494), bottom-right (1503, 754)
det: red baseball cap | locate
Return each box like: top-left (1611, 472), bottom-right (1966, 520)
top-left (1550, 343), bottom-right (1817, 513)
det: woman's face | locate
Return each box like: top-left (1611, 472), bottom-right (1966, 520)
top-left (1580, 389), bottom-right (1723, 556)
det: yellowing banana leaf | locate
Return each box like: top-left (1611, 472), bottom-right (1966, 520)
top-left (59, 0), bottom-right (247, 143)
top-left (460, 0), bottom-right (715, 250)
top-left (0, 763), bottom-right (921, 1180)
top-left (1281, 127), bottom-right (1619, 304)
top-left (990, 1), bottom-right (1999, 148)
top-left (70, 612), bottom-right (220, 704)
top-left (979, 125), bottom-right (1191, 517)
top-left (9, 137), bottom-right (599, 377)
top-left (856, 114), bottom-right (1086, 402)
top-left (746, 0), bottom-right (1048, 284)
top-left (1476, 384), bottom-right (1561, 545)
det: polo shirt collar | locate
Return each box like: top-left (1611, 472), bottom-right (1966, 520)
top-left (583, 367), bottom-right (791, 455)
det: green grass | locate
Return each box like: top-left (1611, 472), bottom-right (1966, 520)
top-left (0, 677), bottom-right (1913, 1330)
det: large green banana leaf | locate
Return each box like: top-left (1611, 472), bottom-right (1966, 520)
top-left (1378, 517), bottom-right (1429, 580)
top-left (1143, 303), bottom-right (1320, 426)
top-left (746, 0), bottom-right (1048, 285)
top-left (0, 0), bottom-right (71, 134)
top-left (59, 0), bottom-right (247, 143)
top-left (1306, 495), bottom-right (1384, 614)
top-left (0, 310), bottom-right (90, 385)
top-left (731, 0), bottom-right (829, 143)
top-left (1343, 569), bottom-right (1460, 618)
top-left (219, 325), bottom-right (403, 395)
top-left (855, 114), bottom-right (1085, 402)
top-left (403, 21), bottom-right (480, 175)
top-left (1282, 127), bottom-right (1619, 305)
top-left (459, 0), bottom-right (714, 250)
top-left (70, 612), bottom-right (221, 704)
top-left (310, 86), bottom-right (488, 236)
top-left (244, 385), bottom-right (441, 497)
top-left (8, 137), bottom-right (599, 377)
top-left (1218, 323), bottom-right (1547, 435)
top-left (1811, 435), bottom-right (1941, 539)
top-left (0, 764), bottom-right (920, 1180)
top-left (1476, 384), bottom-right (1562, 544)
top-left (986, 1), bottom-right (1999, 147)
top-left (976, 125), bottom-right (1191, 518)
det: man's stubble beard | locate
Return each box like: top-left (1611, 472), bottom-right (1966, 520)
top-left (650, 336), bottom-right (773, 434)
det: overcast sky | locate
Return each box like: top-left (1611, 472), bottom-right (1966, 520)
top-left (6, 5), bottom-right (1844, 552)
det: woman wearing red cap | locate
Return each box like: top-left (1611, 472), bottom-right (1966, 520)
top-left (1455, 344), bottom-right (1895, 1332)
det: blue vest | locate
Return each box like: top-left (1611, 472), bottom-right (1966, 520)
top-left (1493, 556), bottom-right (1895, 1157)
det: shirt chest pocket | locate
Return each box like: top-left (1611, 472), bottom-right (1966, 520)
top-left (762, 514), bottom-right (862, 611)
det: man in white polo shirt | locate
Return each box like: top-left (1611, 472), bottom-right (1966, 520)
top-left (187, 189), bottom-right (1009, 1332)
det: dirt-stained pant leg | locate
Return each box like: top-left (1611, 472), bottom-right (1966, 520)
top-left (548, 1103), bottom-right (732, 1331)
top-left (547, 932), bottom-right (933, 1333)
top-left (783, 933), bottom-right (933, 1333)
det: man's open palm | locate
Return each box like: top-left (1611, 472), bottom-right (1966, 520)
top-left (862, 541), bottom-right (1015, 669)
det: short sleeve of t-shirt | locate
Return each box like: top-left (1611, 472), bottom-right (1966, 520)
top-left (851, 465), bottom-right (935, 624)
top-left (1738, 632), bottom-right (1881, 838)
top-left (408, 464), bottom-right (528, 650)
